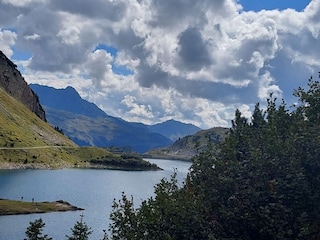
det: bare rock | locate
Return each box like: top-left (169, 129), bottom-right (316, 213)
top-left (0, 51), bottom-right (46, 121)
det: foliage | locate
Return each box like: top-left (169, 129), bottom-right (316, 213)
top-left (0, 199), bottom-right (82, 215)
top-left (147, 127), bottom-right (229, 160)
top-left (66, 214), bottom-right (93, 240)
top-left (108, 74), bottom-right (320, 239)
top-left (24, 218), bottom-right (52, 240)
top-left (89, 154), bottom-right (159, 170)
top-left (54, 126), bottom-right (64, 134)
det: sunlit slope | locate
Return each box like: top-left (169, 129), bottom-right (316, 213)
top-left (147, 127), bottom-right (229, 160)
top-left (0, 87), bottom-right (79, 168)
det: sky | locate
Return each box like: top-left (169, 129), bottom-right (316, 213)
top-left (0, 0), bottom-right (318, 129)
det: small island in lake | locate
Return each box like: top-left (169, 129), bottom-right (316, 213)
top-left (0, 199), bottom-right (84, 215)
top-left (86, 153), bottom-right (162, 171)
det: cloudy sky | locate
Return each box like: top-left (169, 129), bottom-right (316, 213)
top-left (0, 0), bottom-right (318, 129)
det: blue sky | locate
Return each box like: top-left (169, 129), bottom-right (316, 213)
top-left (240, 0), bottom-right (312, 11)
top-left (0, 0), bottom-right (319, 129)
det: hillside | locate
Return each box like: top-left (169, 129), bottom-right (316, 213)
top-left (0, 53), bottom-right (160, 170)
top-left (0, 51), bottom-right (45, 121)
top-left (0, 87), bottom-right (159, 170)
top-left (43, 106), bottom-right (172, 153)
top-left (0, 86), bottom-right (78, 168)
top-left (30, 84), bottom-right (106, 118)
top-left (148, 119), bottom-right (201, 141)
top-left (30, 84), bottom-right (174, 153)
top-left (146, 127), bottom-right (229, 160)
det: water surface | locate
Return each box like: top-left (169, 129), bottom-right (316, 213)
top-left (0, 159), bottom-right (191, 239)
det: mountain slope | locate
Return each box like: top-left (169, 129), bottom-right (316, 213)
top-left (43, 106), bottom-right (172, 153)
top-left (0, 86), bottom-right (157, 169)
top-left (0, 87), bottom-right (80, 168)
top-left (147, 127), bottom-right (229, 160)
top-left (30, 84), bottom-right (173, 153)
top-left (30, 84), bottom-right (106, 118)
top-left (0, 51), bottom-right (46, 121)
top-left (149, 119), bottom-right (201, 141)
top-left (0, 52), bottom-right (162, 170)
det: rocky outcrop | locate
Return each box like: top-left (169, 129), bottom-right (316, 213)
top-left (0, 51), bottom-right (46, 121)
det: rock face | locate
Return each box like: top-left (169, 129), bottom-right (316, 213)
top-left (0, 51), bottom-right (46, 121)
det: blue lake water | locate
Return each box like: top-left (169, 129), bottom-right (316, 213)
top-left (0, 159), bottom-right (191, 240)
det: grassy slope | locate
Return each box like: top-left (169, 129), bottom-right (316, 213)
top-left (0, 88), bottom-right (119, 168)
top-left (147, 127), bottom-right (229, 160)
top-left (0, 88), bottom-right (76, 168)
top-left (0, 199), bottom-right (83, 215)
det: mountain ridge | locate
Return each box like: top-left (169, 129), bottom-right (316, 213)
top-left (29, 84), bottom-right (201, 153)
top-left (0, 51), bottom-right (46, 121)
top-left (148, 119), bottom-right (201, 141)
top-left (146, 127), bottom-right (229, 160)
top-left (0, 52), bottom-right (160, 170)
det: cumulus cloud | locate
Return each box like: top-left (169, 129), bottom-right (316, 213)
top-left (177, 27), bottom-right (213, 71)
top-left (0, 0), bottom-right (319, 129)
top-left (0, 29), bottom-right (17, 57)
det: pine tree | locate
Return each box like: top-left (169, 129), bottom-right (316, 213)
top-left (24, 218), bottom-right (52, 240)
top-left (66, 214), bottom-right (93, 240)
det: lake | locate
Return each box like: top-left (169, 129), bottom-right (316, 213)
top-left (0, 159), bottom-right (191, 240)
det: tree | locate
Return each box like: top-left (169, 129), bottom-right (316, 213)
top-left (66, 214), bottom-right (93, 240)
top-left (109, 73), bottom-right (320, 239)
top-left (24, 218), bottom-right (52, 240)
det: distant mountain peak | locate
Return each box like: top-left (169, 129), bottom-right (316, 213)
top-left (150, 119), bottom-right (201, 141)
top-left (30, 84), bottom-right (107, 118)
top-left (30, 84), bottom-right (173, 152)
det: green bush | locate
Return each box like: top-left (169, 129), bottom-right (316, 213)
top-left (109, 75), bottom-right (320, 239)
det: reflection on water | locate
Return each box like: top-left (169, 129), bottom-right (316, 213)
top-left (0, 159), bottom-right (191, 240)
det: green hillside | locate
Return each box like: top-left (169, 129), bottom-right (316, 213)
top-left (146, 127), bottom-right (229, 160)
top-left (0, 87), bottom-right (76, 168)
top-left (0, 87), bottom-right (150, 169)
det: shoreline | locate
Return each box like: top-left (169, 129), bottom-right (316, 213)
top-left (0, 199), bottom-right (84, 216)
top-left (0, 161), bottom-right (163, 171)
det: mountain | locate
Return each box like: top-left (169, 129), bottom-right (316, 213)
top-left (30, 84), bottom-right (106, 118)
top-left (0, 52), bottom-right (159, 169)
top-left (146, 127), bottom-right (229, 160)
top-left (0, 51), bottom-right (46, 121)
top-left (148, 119), bottom-right (201, 141)
top-left (30, 84), bottom-right (173, 153)
top-left (0, 80), bottom-right (80, 168)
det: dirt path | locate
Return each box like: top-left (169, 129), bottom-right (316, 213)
top-left (0, 146), bottom-right (76, 150)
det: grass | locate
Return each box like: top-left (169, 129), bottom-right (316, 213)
top-left (147, 127), bottom-right (229, 160)
top-left (0, 88), bottom-right (79, 168)
top-left (0, 88), bottom-right (160, 170)
top-left (0, 199), bottom-right (83, 215)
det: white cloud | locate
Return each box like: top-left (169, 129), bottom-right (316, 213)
top-left (0, 29), bottom-right (17, 57)
top-left (1, 0), bottom-right (47, 7)
top-left (121, 95), bottom-right (154, 120)
top-left (0, 0), bottom-right (319, 129)
top-left (24, 33), bottom-right (41, 40)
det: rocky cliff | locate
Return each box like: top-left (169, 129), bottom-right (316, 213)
top-left (0, 51), bottom-right (46, 121)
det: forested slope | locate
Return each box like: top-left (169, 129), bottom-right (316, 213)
top-left (109, 74), bottom-right (320, 239)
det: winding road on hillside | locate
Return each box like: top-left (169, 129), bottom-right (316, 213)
top-left (0, 146), bottom-right (76, 150)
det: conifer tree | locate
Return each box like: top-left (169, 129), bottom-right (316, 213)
top-left (66, 214), bottom-right (92, 240)
top-left (24, 218), bottom-right (52, 240)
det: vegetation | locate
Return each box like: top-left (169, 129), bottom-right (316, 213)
top-left (66, 214), bottom-right (92, 240)
top-left (0, 87), bottom-right (77, 168)
top-left (146, 127), bottom-right (228, 160)
top-left (108, 74), bottom-right (320, 239)
top-left (89, 153), bottom-right (160, 171)
top-left (24, 216), bottom-right (97, 240)
top-left (22, 74), bottom-right (320, 238)
top-left (0, 199), bottom-right (83, 215)
top-left (24, 218), bottom-right (52, 240)
top-left (0, 87), bottom-right (159, 170)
